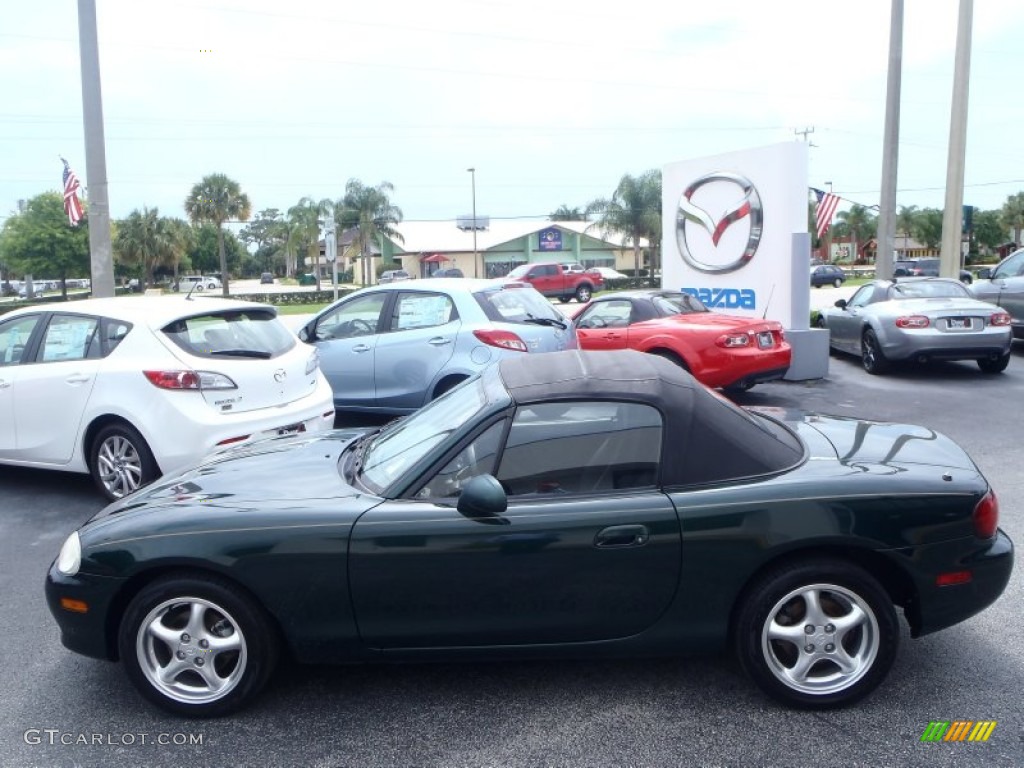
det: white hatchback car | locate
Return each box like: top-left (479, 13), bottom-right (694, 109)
top-left (0, 296), bottom-right (335, 499)
top-left (176, 275), bottom-right (222, 292)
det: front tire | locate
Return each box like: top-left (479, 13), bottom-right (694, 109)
top-left (575, 284), bottom-right (592, 303)
top-left (118, 575), bottom-right (279, 717)
top-left (978, 352), bottom-right (1010, 373)
top-left (734, 559), bottom-right (898, 709)
top-left (833, 278), bottom-right (843, 288)
top-left (90, 423), bottom-right (158, 501)
top-left (861, 329), bottom-right (890, 375)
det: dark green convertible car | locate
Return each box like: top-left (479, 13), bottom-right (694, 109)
top-left (46, 350), bottom-right (1013, 717)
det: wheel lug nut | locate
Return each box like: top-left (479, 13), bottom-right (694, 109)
top-left (805, 625), bottom-right (815, 634)
top-left (181, 633), bottom-right (190, 643)
top-left (825, 624), bottom-right (835, 633)
top-left (195, 657), bottom-right (204, 666)
top-left (199, 639), bottom-right (209, 649)
top-left (825, 643), bottom-right (835, 652)
top-left (176, 651), bottom-right (186, 660)
top-left (805, 644), bottom-right (815, 653)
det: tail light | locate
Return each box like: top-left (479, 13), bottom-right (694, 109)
top-left (143, 370), bottom-right (237, 390)
top-left (972, 489), bottom-right (999, 538)
top-left (305, 349), bottom-right (320, 374)
top-left (990, 312), bottom-right (1012, 327)
top-left (473, 329), bottom-right (528, 352)
top-left (716, 332), bottom-right (751, 348)
top-left (895, 315), bottom-right (930, 328)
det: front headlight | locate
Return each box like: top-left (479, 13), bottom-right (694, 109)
top-left (56, 532), bottom-right (81, 576)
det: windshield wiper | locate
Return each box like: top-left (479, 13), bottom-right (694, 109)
top-left (523, 314), bottom-right (567, 330)
top-left (208, 349), bottom-right (272, 359)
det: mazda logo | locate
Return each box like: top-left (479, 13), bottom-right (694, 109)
top-left (273, 369), bottom-right (287, 383)
top-left (676, 172), bottom-right (763, 274)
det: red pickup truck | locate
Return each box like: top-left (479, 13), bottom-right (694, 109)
top-left (502, 262), bottom-right (604, 303)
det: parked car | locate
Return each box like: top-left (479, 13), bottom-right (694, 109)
top-left (260, 272), bottom-right (275, 284)
top-left (45, 349), bottom-right (1013, 717)
top-left (432, 267), bottom-right (464, 278)
top-left (590, 266), bottom-right (630, 281)
top-left (0, 296), bottom-right (335, 500)
top-left (560, 263), bottom-right (586, 274)
top-left (894, 258), bottom-right (973, 284)
top-left (810, 264), bottom-right (847, 288)
top-left (572, 290), bottom-right (790, 392)
top-left (297, 278), bottom-right (577, 414)
top-left (379, 269), bottom-right (411, 284)
top-left (970, 247), bottom-right (1024, 340)
top-left (176, 275), bottom-right (222, 292)
top-left (817, 278), bottom-right (1012, 374)
top-left (500, 262), bottom-right (603, 303)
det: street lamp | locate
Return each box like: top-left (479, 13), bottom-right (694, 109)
top-left (467, 167), bottom-right (478, 278)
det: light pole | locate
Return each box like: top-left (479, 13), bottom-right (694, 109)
top-left (467, 167), bottom-right (478, 278)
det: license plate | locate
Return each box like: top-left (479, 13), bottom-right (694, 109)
top-left (757, 332), bottom-right (774, 349)
top-left (947, 318), bottom-right (970, 330)
top-left (276, 423), bottom-right (306, 436)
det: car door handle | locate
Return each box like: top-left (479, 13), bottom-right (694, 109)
top-left (66, 374), bottom-right (92, 384)
top-left (428, 337), bottom-right (452, 346)
top-left (351, 344), bottom-right (372, 353)
top-left (594, 524), bottom-right (649, 548)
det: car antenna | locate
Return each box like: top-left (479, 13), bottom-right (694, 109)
top-left (761, 284), bottom-right (775, 319)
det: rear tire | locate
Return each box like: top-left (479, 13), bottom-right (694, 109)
top-left (978, 353), bottom-right (1010, 374)
top-left (90, 422), bottom-right (159, 501)
top-left (575, 284), bottom-right (592, 303)
top-left (734, 559), bottom-right (898, 709)
top-left (833, 278), bottom-right (843, 288)
top-left (861, 329), bottom-right (890, 375)
top-left (558, 296), bottom-right (571, 304)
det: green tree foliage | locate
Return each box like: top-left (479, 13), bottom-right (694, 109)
top-left (0, 191), bottom-right (90, 297)
top-left (114, 207), bottom-right (160, 287)
top-left (287, 198), bottom-right (331, 290)
top-left (589, 170), bottom-right (661, 278)
top-left (1000, 192), bottom-right (1024, 246)
top-left (910, 208), bottom-right (944, 250)
top-left (189, 223), bottom-right (245, 277)
top-left (896, 205), bottom-right (919, 251)
top-left (972, 209), bottom-right (1007, 255)
top-left (549, 205), bottom-right (585, 221)
top-left (184, 174), bottom-right (252, 295)
top-left (239, 208), bottom-right (289, 273)
top-left (335, 180), bottom-right (403, 285)
top-left (835, 205), bottom-right (877, 262)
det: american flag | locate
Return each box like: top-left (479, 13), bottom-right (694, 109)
top-left (61, 158), bottom-right (84, 226)
top-left (812, 188), bottom-right (841, 240)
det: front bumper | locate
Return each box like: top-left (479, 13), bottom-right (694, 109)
top-left (903, 529), bottom-right (1014, 638)
top-left (45, 563), bottom-right (126, 661)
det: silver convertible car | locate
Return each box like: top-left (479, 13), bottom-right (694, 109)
top-left (818, 278), bottom-right (1013, 375)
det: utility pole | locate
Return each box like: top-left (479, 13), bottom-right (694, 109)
top-left (467, 167), bottom-right (478, 278)
top-left (940, 0), bottom-right (973, 277)
top-left (794, 127), bottom-right (815, 142)
top-left (876, 0), bottom-right (904, 281)
top-left (77, 0), bottom-right (115, 298)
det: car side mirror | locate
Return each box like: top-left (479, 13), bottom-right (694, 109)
top-left (297, 325), bottom-right (311, 343)
top-left (457, 474), bottom-right (509, 524)
top-left (977, 267), bottom-right (992, 280)
top-left (835, 299), bottom-right (848, 309)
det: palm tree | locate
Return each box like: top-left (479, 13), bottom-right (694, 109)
top-left (287, 197), bottom-right (330, 290)
top-left (184, 174), bottom-right (252, 296)
top-left (336, 180), bottom-right (403, 286)
top-left (158, 218), bottom-right (194, 284)
top-left (590, 170), bottom-right (662, 278)
top-left (1000, 192), bottom-right (1024, 246)
top-left (896, 205), bottom-right (919, 256)
top-left (114, 207), bottom-right (162, 287)
top-left (836, 204), bottom-right (877, 263)
top-left (549, 205), bottom-right (585, 221)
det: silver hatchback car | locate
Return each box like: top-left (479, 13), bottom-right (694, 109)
top-left (298, 278), bottom-right (578, 413)
top-left (818, 278), bottom-right (1013, 375)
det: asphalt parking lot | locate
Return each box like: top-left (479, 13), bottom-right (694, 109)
top-left (1, 338), bottom-right (1021, 767)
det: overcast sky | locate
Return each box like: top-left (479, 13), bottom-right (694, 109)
top-left (3, 0), bottom-right (1024, 229)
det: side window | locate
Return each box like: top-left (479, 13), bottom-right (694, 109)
top-left (848, 285), bottom-right (876, 308)
top-left (576, 300), bottom-right (632, 329)
top-left (497, 401), bottom-right (662, 496)
top-left (415, 421), bottom-right (505, 500)
top-left (994, 251), bottom-right (1024, 279)
top-left (39, 314), bottom-right (100, 362)
top-left (0, 315), bottom-right (40, 366)
top-left (103, 320), bottom-right (133, 355)
top-left (390, 292), bottom-right (456, 332)
top-left (315, 293), bottom-right (387, 341)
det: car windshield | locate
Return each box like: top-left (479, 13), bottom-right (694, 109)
top-left (358, 372), bottom-right (509, 494)
top-left (652, 293), bottom-right (709, 316)
top-left (506, 264), bottom-right (531, 279)
top-left (889, 281), bottom-right (969, 300)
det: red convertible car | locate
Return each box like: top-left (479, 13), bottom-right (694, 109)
top-left (572, 290), bottom-right (791, 391)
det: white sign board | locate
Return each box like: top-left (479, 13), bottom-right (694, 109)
top-left (662, 142), bottom-right (808, 328)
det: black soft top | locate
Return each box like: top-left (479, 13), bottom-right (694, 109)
top-left (497, 350), bottom-right (804, 486)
